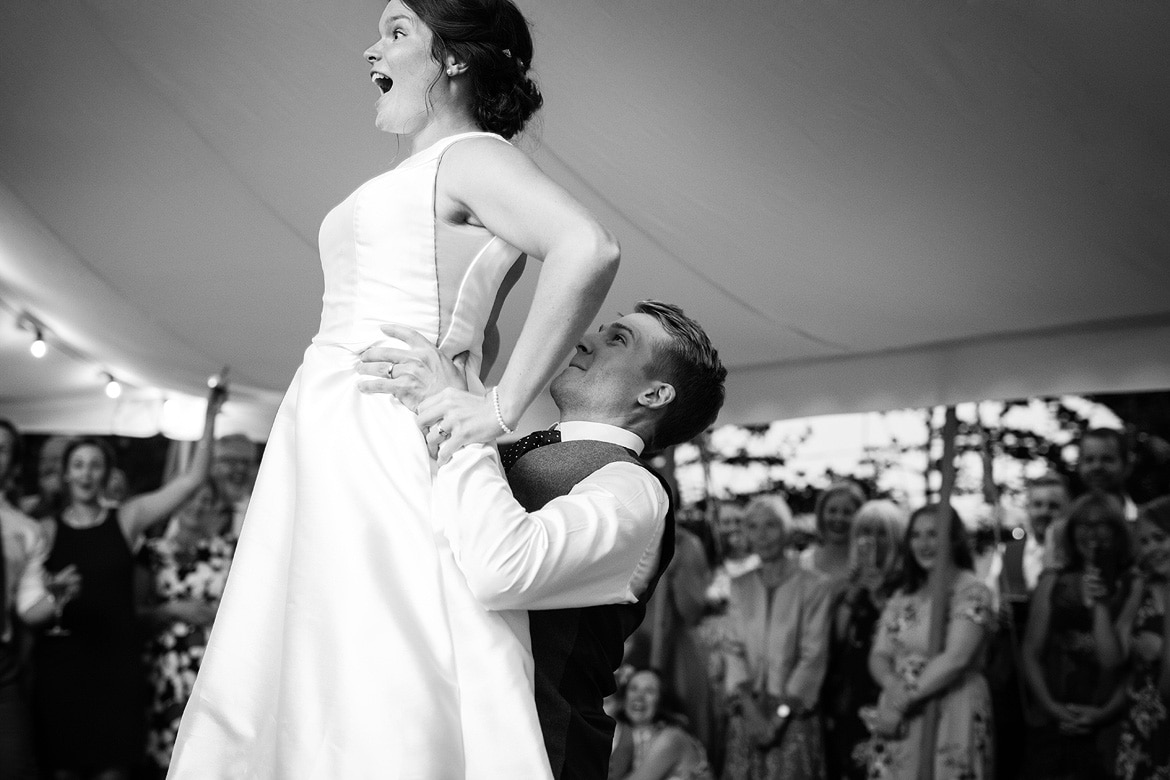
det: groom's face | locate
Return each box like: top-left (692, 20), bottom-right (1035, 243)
top-left (550, 313), bottom-right (668, 420)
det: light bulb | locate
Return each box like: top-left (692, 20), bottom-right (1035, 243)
top-left (29, 338), bottom-right (46, 358)
top-left (105, 378), bottom-right (123, 399)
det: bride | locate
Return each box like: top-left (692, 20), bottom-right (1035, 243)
top-left (168, 1), bottom-right (619, 777)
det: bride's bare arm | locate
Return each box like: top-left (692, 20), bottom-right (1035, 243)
top-left (418, 138), bottom-right (619, 459)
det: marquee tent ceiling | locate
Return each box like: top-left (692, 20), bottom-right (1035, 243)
top-left (2, 0), bottom-right (1169, 439)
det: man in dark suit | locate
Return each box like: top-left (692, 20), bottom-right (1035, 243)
top-left (359, 300), bottom-right (726, 779)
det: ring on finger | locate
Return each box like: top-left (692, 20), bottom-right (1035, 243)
top-left (385, 363), bottom-right (395, 378)
top-left (434, 424), bottom-right (450, 439)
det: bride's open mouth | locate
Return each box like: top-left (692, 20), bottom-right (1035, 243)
top-left (371, 72), bottom-right (393, 94)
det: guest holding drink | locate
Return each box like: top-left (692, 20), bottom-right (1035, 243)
top-left (1, 419), bottom-right (77, 779)
top-left (32, 384), bottom-right (224, 780)
top-left (822, 500), bottom-right (907, 780)
top-left (1020, 491), bottom-right (1132, 779)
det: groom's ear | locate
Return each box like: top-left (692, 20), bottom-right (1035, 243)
top-left (637, 381), bottom-right (675, 411)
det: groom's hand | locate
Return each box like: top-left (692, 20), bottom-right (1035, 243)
top-left (357, 324), bottom-right (469, 411)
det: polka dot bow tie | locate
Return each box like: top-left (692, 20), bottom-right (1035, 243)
top-left (500, 428), bottom-right (562, 471)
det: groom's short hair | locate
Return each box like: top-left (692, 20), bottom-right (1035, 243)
top-left (636, 300), bottom-right (726, 452)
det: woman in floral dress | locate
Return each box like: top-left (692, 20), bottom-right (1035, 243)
top-left (860, 504), bottom-right (995, 780)
top-left (1115, 498), bottom-right (1170, 780)
top-left (138, 481), bottom-right (234, 776)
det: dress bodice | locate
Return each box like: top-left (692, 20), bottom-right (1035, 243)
top-left (313, 132), bottom-right (521, 368)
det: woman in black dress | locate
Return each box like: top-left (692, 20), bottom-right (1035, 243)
top-left (821, 499), bottom-right (906, 780)
top-left (33, 385), bottom-right (223, 780)
top-left (1020, 491), bottom-right (1132, 780)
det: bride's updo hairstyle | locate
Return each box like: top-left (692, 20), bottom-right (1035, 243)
top-left (405, 0), bottom-right (543, 138)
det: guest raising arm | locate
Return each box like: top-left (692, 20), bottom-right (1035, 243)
top-left (32, 382), bottom-right (224, 780)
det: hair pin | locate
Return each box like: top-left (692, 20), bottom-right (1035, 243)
top-left (502, 48), bottom-right (512, 58)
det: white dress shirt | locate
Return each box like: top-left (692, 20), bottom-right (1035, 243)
top-left (1, 499), bottom-right (50, 641)
top-left (435, 421), bottom-right (667, 612)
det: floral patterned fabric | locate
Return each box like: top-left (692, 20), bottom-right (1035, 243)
top-left (138, 533), bottom-right (235, 774)
top-left (1116, 585), bottom-right (1169, 780)
top-left (860, 571), bottom-right (995, 780)
top-left (721, 709), bottom-right (824, 780)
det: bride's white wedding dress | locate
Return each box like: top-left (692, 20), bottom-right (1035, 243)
top-left (169, 132), bottom-right (553, 779)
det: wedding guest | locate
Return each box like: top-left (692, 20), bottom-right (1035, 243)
top-left (138, 480), bottom-right (235, 777)
top-left (1, 420), bottom-right (73, 779)
top-left (32, 386), bottom-right (223, 780)
top-left (1114, 498), bottom-right (1170, 780)
top-left (705, 501), bottom-right (759, 616)
top-left (722, 495), bottom-right (831, 780)
top-left (630, 523), bottom-right (713, 750)
top-left (1077, 428), bottom-right (1137, 518)
top-left (1020, 491), bottom-right (1132, 779)
top-left (700, 501), bottom-right (758, 774)
top-left (609, 668), bottom-right (715, 780)
top-left (19, 435), bottom-right (71, 520)
top-left (822, 499), bottom-right (907, 780)
top-left (860, 504), bottom-right (995, 780)
top-left (209, 434), bottom-right (257, 537)
top-left (800, 481), bottom-right (867, 585)
top-left (1015, 472), bottom-right (1072, 584)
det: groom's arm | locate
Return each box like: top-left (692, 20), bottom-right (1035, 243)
top-left (434, 444), bottom-right (667, 612)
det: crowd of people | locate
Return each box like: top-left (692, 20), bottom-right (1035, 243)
top-left (607, 427), bottom-right (1170, 780)
top-left (3, 413), bottom-right (1169, 779)
top-left (0, 384), bottom-right (263, 779)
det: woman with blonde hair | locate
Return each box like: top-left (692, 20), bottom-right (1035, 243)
top-left (721, 494), bottom-right (831, 780)
top-left (823, 500), bottom-right (908, 779)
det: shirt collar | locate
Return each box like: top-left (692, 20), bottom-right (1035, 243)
top-left (556, 421), bottom-right (645, 455)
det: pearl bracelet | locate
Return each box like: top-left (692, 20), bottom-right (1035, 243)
top-left (491, 387), bottom-right (514, 436)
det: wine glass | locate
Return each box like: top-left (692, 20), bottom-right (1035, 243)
top-left (44, 568), bottom-right (79, 637)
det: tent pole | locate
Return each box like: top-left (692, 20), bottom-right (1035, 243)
top-left (917, 405), bottom-right (958, 780)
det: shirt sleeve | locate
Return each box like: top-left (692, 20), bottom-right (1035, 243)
top-left (15, 520), bottom-right (51, 618)
top-left (435, 443), bottom-right (667, 612)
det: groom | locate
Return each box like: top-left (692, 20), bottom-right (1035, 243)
top-left (359, 300), bottom-right (725, 779)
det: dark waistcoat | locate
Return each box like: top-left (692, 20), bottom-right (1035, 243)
top-left (503, 439), bottom-right (676, 780)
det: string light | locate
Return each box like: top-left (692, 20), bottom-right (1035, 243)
top-left (29, 326), bottom-right (46, 358)
top-left (104, 372), bottom-right (123, 399)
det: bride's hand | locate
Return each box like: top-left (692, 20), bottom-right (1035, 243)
top-left (416, 389), bottom-right (501, 464)
top-left (357, 324), bottom-right (468, 410)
